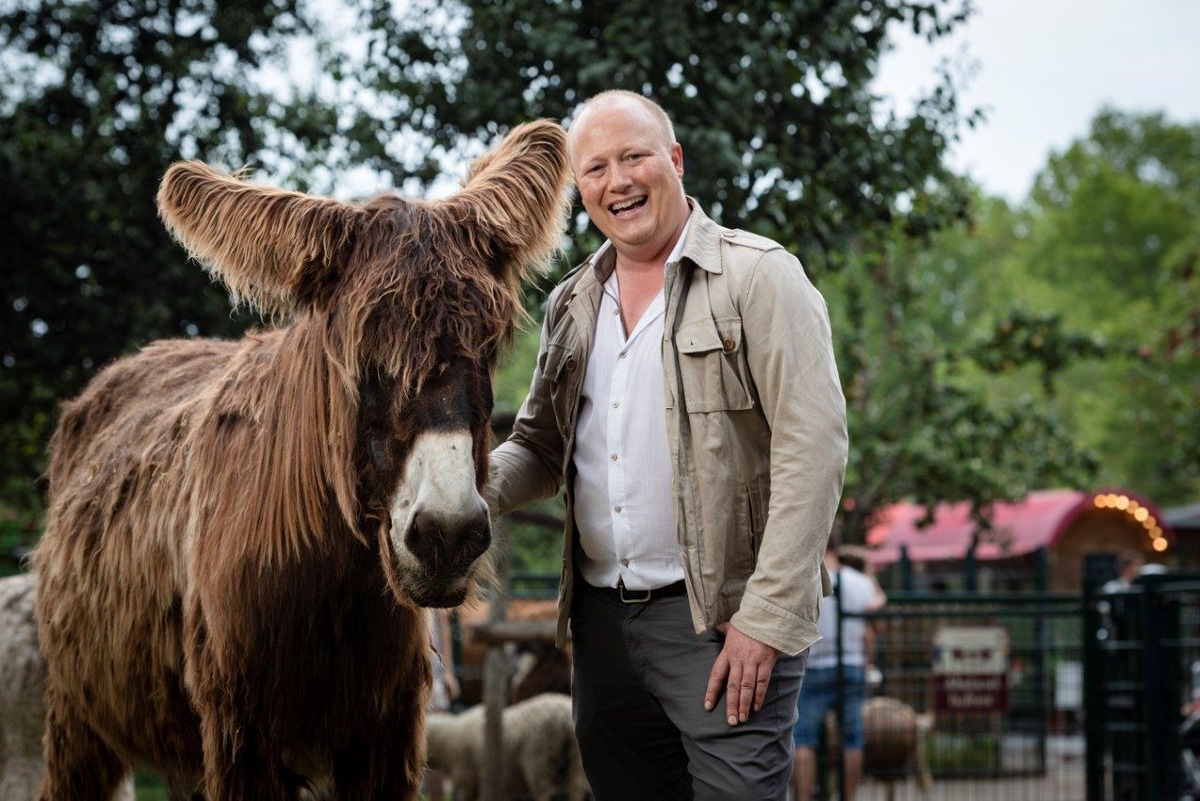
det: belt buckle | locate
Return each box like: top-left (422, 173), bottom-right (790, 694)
top-left (618, 580), bottom-right (651, 604)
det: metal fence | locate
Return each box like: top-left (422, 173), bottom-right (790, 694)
top-left (823, 592), bottom-right (1086, 801)
top-left (1083, 572), bottom-right (1200, 801)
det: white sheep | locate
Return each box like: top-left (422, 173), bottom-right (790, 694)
top-left (0, 572), bottom-right (133, 801)
top-left (425, 692), bottom-right (589, 801)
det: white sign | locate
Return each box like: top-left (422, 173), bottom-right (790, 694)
top-left (933, 626), bottom-right (1009, 713)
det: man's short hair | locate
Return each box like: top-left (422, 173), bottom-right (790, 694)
top-left (570, 90), bottom-right (676, 148)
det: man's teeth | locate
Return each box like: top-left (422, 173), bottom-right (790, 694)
top-left (611, 196), bottom-right (646, 213)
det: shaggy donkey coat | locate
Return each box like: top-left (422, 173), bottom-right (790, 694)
top-left (32, 120), bottom-right (570, 800)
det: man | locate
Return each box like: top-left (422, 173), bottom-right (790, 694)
top-left (489, 91), bottom-right (847, 800)
top-left (792, 538), bottom-right (886, 801)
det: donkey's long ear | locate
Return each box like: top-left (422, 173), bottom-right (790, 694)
top-left (157, 162), bottom-right (365, 315)
top-left (441, 120), bottom-right (572, 284)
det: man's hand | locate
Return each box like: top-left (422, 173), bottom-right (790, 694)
top-left (703, 622), bottom-right (780, 725)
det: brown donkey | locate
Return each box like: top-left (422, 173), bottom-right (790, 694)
top-left (32, 120), bottom-right (570, 800)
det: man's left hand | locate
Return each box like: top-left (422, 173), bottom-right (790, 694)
top-left (703, 622), bottom-right (780, 726)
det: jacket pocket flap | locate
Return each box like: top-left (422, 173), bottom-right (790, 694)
top-left (539, 342), bottom-right (575, 381)
top-left (676, 319), bottom-right (725, 354)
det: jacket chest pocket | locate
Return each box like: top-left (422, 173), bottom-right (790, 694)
top-left (675, 316), bottom-right (754, 413)
top-left (539, 337), bottom-right (582, 436)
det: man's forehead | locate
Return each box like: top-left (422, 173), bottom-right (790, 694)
top-left (568, 99), bottom-right (670, 159)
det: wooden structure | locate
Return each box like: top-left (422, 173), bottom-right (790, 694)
top-left (865, 488), bottom-right (1174, 592)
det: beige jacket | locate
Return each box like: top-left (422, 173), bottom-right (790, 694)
top-left (490, 203), bottom-right (847, 656)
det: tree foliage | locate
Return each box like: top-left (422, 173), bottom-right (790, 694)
top-left (1018, 110), bottom-right (1200, 503)
top-left (355, 0), bottom-right (977, 269)
top-left (0, 0), bottom-right (382, 511)
top-left (830, 223), bottom-right (1101, 540)
top-left (892, 110), bottom-right (1200, 511)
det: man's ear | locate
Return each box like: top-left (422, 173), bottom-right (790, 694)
top-left (157, 162), bottom-right (366, 315)
top-left (438, 119), bottom-right (573, 284)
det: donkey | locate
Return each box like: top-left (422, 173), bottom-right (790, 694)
top-left (32, 119), bottom-right (570, 800)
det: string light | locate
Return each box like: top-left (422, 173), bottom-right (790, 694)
top-left (1090, 492), bottom-right (1169, 552)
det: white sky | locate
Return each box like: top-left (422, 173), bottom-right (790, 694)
top-left (873, 0), bottom-right (1200, 201)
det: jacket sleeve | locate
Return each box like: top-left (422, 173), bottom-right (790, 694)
top-left (487, 287), bottom-right (569, 517)
top-left (729, 248), bottom-right (848, 656)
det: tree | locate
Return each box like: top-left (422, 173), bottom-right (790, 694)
top-left (0, 0), bottom-right (387, 512)
top-left (354, 0), bottom-right (977, 270)
top-left (886, 110), bottom-right (1200, 512)
top-left (829, 209), bottom-right (1101, 541)
top-left (1013, 110), bottom-right (1200, 504)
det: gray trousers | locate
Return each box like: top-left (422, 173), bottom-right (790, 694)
top-left (571, 581), bottom-right (807, 801)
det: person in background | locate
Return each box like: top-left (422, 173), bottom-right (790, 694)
top-left (1102, 549), bottom-right (1145, 593)
top-left (837, 545), bottom-right (886, 687)
top-left (489, 90), bottom-right (848, 800)
top-left (793, 535), bottom-right (887, 801)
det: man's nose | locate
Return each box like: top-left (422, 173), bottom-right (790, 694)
top-left (608, 162), bottom-right (634, 191)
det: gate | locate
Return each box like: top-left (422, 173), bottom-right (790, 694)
top-left (1083, 572), bottom-right (1200, 800)
top-left (826, 592), bottom-right (1086, 800)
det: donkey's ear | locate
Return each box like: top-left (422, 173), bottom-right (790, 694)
top-left (441, 120), bottom-right (572, 283)
top-left (157, 162), bottom-right (365, 315)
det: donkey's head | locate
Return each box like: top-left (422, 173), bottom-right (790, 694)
top-left (157, 120), bottom-right (571, 606)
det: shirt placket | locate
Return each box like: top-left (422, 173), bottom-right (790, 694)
top-left (606, 298), bottom-right (631, 584)
top-left (607, 291), bottom-right (666, 587)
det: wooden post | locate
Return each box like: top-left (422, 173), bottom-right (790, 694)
top-left (481, 645), bottom-right (512, 801)
top-left (471, 620), bottom-right (562, 801)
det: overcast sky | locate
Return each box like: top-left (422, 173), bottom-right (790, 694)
top-left (873, 0), bottom-right (1200, 202)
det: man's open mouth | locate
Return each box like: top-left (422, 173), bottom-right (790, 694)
top-left (609, 195), bottom-right (647, 216)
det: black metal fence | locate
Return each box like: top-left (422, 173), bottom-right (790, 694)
top-left (822, 592), bottom-right (1086, 800)
top-left (1083, 572), bottom-right (1200, 801)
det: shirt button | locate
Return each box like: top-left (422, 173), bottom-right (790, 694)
top-left (610, 453), bottom-right (619, 461)
top-left (621, 558), bottom-right (630, 567)
top-left (614, 505), bottom-right (622, 513)
top-left (619, 351), bottom-right (627, 359)
top-left (612, 400), bottom-right (620, 408)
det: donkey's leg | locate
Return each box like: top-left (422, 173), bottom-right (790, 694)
top-left (198, 702), bottom-right (293, 801)
top-left (37, 683), bottom-right (129, 801)
top-left (331, 702), bottom-right (425, 801)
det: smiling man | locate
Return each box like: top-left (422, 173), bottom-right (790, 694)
top-left (490, 91), bottom-right (848, 800)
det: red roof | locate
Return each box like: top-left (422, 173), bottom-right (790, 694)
top-left (864, 488), bottom-right (1169, 566)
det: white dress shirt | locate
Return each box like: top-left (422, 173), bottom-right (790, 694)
top-left (572, 228), bottom-right (691, 591)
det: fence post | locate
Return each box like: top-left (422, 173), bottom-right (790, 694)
top-left (1141, 573), bottom-right (1182, 800)
top-left (898, 545), bottom-right (912, 592)
top-left (1082, 579), bottom-right (1106, 801)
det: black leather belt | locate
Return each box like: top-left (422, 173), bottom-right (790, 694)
top-left (592, 579), bottom-right (688, 604)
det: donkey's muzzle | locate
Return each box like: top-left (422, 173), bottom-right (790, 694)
top-left (404, 503), bottom-right (491, 573)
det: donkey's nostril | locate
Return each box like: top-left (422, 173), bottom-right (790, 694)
top-left (405, 505), bottom-right (491, 569)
